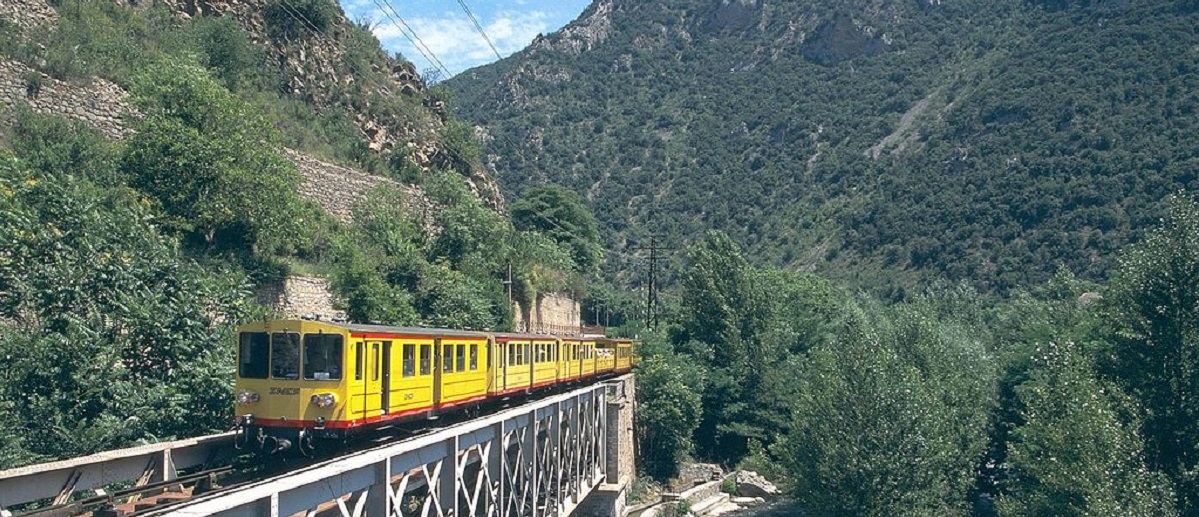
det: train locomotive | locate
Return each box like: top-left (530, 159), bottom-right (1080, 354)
top-left (233, 320), bottom-right (634, 454)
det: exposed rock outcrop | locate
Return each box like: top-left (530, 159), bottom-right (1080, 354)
top-left (735, 470), bottom-right (780, 499)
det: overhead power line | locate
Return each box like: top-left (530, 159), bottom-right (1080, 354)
top-left (372, 0), bottom-right (453, 79)
top-left (453, 0), bottom-right (503, 61)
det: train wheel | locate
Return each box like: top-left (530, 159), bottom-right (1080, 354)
top-left (297, 429), bottom-right (317, 457)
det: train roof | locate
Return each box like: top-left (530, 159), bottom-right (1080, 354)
top-left (238, 320), bottom-right (629, 342)
top-left (340, 322), bottom-right (490, 338)
top-left (491, 331), bottom-right (583, 341)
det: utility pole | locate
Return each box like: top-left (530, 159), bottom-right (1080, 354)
top-left (647, 236), bottom-right (657, 329)
top-left (635, 235), bottom-right (673, 330)
top-left (503, 262), bottom-right (513, 306)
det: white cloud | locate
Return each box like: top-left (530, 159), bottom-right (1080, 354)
top-left (362, 9), bottom-right (552, 78)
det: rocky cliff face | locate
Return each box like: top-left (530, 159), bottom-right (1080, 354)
top-left (110, 0), bottom-right (505, 211)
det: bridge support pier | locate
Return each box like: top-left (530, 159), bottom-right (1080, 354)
top-left (576, 375), bottom-right (635, 517)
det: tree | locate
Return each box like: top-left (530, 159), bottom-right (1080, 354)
top-left (0, 151), bottom-right (259, 467)
top-left (999, 341), bottom-right (1176, 516)
top-left (636, 349), bottom-right (703, 481)
top-left (1103, 194), bottom-right (1199, 512)
top-left (774, 299), bottom-right (997, 516)
top-left (511, 185), bottom-right (602, 273)
top-left (121, 60), bottom-right (305, 254)
top-left (673, 231), bottom-right (840, 462)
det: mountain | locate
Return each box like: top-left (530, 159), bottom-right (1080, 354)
top-left (446, 0), bottom-right (1199, 296)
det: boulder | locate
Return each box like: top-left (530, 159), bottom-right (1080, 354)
top-left (735, 471), bottom-right (779, 498)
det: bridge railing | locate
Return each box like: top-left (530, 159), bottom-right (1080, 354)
top-left (146, 378), bottom-right (622, 517)
top-left (0, 431), bottom-right (236, 514)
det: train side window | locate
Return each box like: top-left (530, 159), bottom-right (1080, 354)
top-left (372, 343), bottom-right (380, 381)
top-left (270, 332), bottom-right (300, 379)
top-left (302, 334), bottom-right (343, 380)
top-left (456, 344), bottom-right (466, 372)
top-left (507, 343), bottom-right (515, 366)
top-left (238, 332), bottom-right (269, 379)
top-left (420, 344), bottom-right (432, 375)
top-left (355, 342), bottom-right (364, 380)
top-left (525, 343), bottom-right (531, 365)
top-left (441, 344), bottom-right (452, 373)
top-left (470, 344), bottom-right (478, 371)
top-left (402, 344), bottom-right (416, 378)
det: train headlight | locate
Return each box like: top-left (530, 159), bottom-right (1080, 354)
top-left (310, 393), bottom-right (336, 408)
top-left (236, 389), bottom-right (260, 406)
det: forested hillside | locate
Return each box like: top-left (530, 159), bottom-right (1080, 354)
top-left (447, 0), bottom-right (1199, 296)
top-left (0, 0), bottom-right (595, 468)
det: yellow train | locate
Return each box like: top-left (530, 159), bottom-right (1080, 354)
top-left (233, 320), bottom-right (634, 454)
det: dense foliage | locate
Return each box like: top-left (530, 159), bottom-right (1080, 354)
top-left (631, 196), bottom-right (1199, 514)
top-left (123, 60), bottom-right (306, 254)
top-left (0, 0), bottom-right (586, 473)
top-left (0, 149), bottom-right (260, 466)
top-left (448, 0), bottom-right (1199, 296)
top-left (0, 0), bottom-right (474, 182)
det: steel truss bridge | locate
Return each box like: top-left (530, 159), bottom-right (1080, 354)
top-left (0, 375), bottom-right (636, 517)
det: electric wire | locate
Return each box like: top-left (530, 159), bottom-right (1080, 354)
top-left (371, 0), bottom-right (453, 79)
top-left (453, 0), bottom-right (503, 60)
top-left (273, 0), bottom-right (647, 265)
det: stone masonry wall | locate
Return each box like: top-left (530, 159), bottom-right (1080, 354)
top-left (577, 373), bottom-right (636, 517)
top-left (512, 292), bottom-right (581, 335)
top-left (0, 58), bottom-right (132, 140)
top-left (255, 275), bottom-right (346, 321)
top-left (0, 0), bottom-right (57, 32)
top-left (283, 148), bottom-right (431, 226)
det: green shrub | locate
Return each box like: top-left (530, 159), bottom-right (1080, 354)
top-left (264, 0), bottom-right (337, 40)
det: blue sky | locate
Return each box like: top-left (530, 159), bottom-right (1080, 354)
top-left (338, 0), bottom-right (593, 81)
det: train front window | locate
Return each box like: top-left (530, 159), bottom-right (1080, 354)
top-left (239, 332), bottom-right (269, 379)
top-left (271, 332), bottom-right (300, 379)
top-left (303, 334), bottom-right (343, 380)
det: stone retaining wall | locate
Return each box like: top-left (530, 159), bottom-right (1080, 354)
top-left (0, 0), bottom-right (57, 32)
top-left (283, 148), bottom-right (431, 226)
top-left (255, 275), bottom-right (345, 321)
top-left (513, 292), bottom-right (581, 335)
top-left (0, 58), bottom-right (132, 140)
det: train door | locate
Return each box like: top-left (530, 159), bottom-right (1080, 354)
top-left (432, 338), bottom-right (443, 408)
top-left (493, 340), bottom-right (503, 393)
top-left (380, 341), bottom-right (392, 415)
top-left (361, 340), bottom-right (384, 419)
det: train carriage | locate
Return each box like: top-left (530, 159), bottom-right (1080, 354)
top-left (234, 321), bottom-right (491, 453)
top-left (235, 320), bottom-right (637, 455)
top-left (579, 339), bottom-right (598, 378)
top-left (530, 336), bottom-right (560, 389)
top-left (490, 332), bottom-right (544, 397)
top-left (598, 337), bottom-right (635, 373)
top-left (559, 338), bottom-right (583, 382)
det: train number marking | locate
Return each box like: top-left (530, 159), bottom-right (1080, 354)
top-left (269, 387), bottom-right (301, 395)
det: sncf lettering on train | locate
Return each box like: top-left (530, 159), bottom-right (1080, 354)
top-left (269, 387), bottom-right (301, 395)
